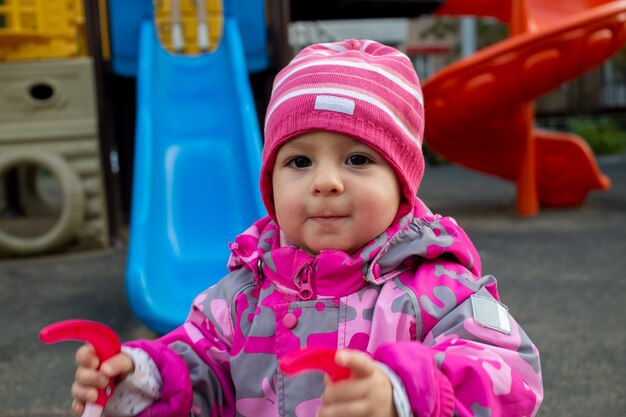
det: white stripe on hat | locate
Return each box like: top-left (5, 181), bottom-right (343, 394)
top-left (265, 87), bottom-right (422, 147)
top-left (290, 49), bottom-right (336, 64)
top-left (358, 40), bottom-right (415, 67)
top-left (272, 59), bottom-right (424, 106)
top-left (318, 42), bottom-right (348, 52)
top-left (360, 40), bottom-right (375, 51)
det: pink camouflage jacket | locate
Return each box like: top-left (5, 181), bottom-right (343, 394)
top-left (126, 198), bottom-right (543, 417)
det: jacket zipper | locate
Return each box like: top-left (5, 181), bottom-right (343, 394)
top-left (297, 262), bottom-right (315, 301)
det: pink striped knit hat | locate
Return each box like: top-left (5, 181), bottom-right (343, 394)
top-left (261, 39), bottom-right (425, 221)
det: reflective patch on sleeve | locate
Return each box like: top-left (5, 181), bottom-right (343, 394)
top-left (470, 294), bottom-right (512, 334)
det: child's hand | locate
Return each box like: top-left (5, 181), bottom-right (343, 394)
top-left (70, 343), bottom-right (134, 416)
top-left (318, 349), bottom-right (397, 417)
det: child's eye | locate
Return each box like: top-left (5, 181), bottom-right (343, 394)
top-left (346, 154), bottom-right (371, 166)
top-left (287, 156), bottom-right (312, 168)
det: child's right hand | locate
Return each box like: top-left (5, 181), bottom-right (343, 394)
top-left (71, 343), bottom-right (134, 416)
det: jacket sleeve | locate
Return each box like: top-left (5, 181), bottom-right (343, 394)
top-left (124, 268), bottom-right (253, 417)
top-left (374, 260), bottom-right (543, 417)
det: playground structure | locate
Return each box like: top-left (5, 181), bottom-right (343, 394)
top-left (0, 1), bottom-right (110, 255)
top-left (0, 0), bottom-right (86, 61)
top-left (425, 0), bottom-right (626, 215)
top-left (1, 0), bottom-right (625, 333)
top-left (112, 0), bottom-right (268, 334)
top-left (152, 0), bottom-right (223, 54)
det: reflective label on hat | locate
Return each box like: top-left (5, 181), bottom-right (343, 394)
top-left (315, 95), bottom-right (355, 115)
top-left (470, 294), bottom-right (512, 334)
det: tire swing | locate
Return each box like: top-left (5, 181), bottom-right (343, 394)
top-left (0, 151), bottom-right (85, 255)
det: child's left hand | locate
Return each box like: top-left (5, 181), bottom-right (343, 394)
top-left (318, 349), bottom-right (397, 417)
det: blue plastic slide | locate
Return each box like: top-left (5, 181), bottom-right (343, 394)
top-left (107, 0), bottom-right (268, 76)
top-left (126, 18), bottom-right (266, 334)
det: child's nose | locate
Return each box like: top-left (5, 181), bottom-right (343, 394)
top-left (312, 165), bottom-right (344, 195)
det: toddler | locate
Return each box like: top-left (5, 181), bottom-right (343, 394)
top-left (71, 39), bottom-right (543, 417)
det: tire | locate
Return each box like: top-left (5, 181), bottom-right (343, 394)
top-left (17, 164), bottom-right (61, 216)
top-left (0, 151), bottom-right (85, 255)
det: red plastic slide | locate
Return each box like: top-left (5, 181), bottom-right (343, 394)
top-left (423, 0), bottom-right (626, 215)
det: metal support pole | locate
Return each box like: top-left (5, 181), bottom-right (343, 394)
top-left (460, 17), bottom-right (477, 57)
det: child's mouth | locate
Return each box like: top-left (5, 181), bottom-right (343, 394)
top-left (310, 216), bottom-right (345, 224)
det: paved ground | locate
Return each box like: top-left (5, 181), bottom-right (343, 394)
top-left (1, 156), bottom-right (625, 417)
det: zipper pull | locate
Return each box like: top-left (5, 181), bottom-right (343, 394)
top-left (298, 264), bottom-right (314, 301)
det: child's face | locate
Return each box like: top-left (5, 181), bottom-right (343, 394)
top-left (272, 131), bottom-right (401, 255)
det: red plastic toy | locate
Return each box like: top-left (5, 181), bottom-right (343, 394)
top-left (39, 320), bottom-right (121, 417)
top-left (280, 347), bottom-right (352, 382)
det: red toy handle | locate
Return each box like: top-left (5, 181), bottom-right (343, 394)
top-left (279, 347), bottom-right (351, 382)
top-left (39, 320), bottom-right (121, 413)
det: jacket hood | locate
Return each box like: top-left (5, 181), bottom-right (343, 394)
top-left (227, 198), bottom-right (481, 299)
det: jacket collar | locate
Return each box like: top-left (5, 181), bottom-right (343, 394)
top-left (227, 198), bottom-right (480, 299)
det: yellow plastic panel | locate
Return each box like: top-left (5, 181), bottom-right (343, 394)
top-left (0, 0), bottom-right (86, 61)
top-left (154, 0), bottom-right (223, 55)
